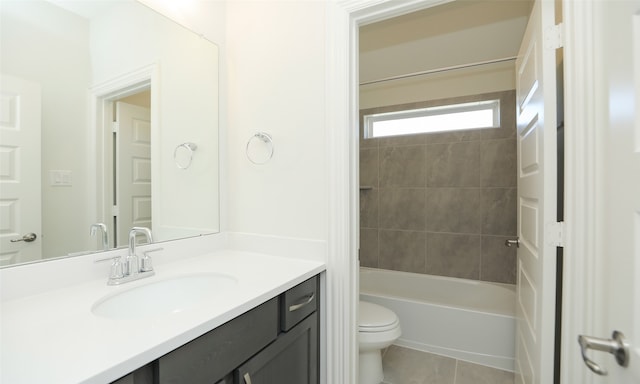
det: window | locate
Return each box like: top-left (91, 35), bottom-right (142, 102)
top-left (363, 99), bottom-right (501, 139)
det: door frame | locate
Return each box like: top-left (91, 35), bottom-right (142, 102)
top-left (89, 64), bottom-right (158, 248)
top-left (325, 0), bottom-right (595, 382)
top-left (561, 1), bottom-right (603, 383)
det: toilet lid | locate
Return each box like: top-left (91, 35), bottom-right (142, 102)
top-left (359, 301), bottom-right (399, 332)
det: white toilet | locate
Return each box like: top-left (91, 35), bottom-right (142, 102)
top-left (358, 300), bottom-right (402, 384)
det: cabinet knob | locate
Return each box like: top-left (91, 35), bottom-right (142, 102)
top-left (243, 372), bottom-right (253, 384)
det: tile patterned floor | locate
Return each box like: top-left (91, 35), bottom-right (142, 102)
top-left (381, 345), bottom-right (514, 384)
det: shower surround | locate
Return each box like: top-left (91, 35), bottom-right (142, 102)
top-left (359, 90), bottom-right (517, 284)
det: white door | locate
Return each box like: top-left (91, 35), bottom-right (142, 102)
top-left (514, 1), bottom-right (558, 383)
top-left (582, 1), bottom-right (640, 382)
top-left (0, 74), bottom-right (42, 265)
top-left (115, 102), bottom-right (151, 246)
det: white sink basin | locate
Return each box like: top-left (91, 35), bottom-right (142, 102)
top-left (92, 273), bottom-right (238, 320)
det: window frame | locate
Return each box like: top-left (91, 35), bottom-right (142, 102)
top-left (363, 99), bottom-right (501, 139)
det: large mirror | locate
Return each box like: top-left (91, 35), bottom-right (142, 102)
top-left (0, 0), bottom-right (220, 267)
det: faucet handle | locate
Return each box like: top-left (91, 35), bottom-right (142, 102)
top-left (108, 257), bottom-right (124, 280)
top-left (140, 247), bottom-right (163, 272)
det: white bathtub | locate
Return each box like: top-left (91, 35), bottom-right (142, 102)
top-left (359, 267), bottom-right (516, 372)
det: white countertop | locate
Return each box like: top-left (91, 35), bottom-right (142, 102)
top-left (0, 250), bottom-right (325, 384)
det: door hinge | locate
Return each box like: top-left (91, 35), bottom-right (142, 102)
top-left (545, 23), bottom-right (564, 50)
top-left (111, 205), bottom-right (119, 217)
top-left (112, 122), bottom-right (119, 134)
top-left (546, 221), bottom-right (565, 247)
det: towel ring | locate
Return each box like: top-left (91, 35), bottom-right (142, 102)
top-left (174, 142), bottom-right (198, 169)
top-left (246, 132), bottom-right (274, 165)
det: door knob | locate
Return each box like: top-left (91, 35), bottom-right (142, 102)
top-left (505, 238), bottom-right (520, 248)
top-left (578, 330), bottom-right (629, 376)
top-left (10, 233), bottom-right (37, 243)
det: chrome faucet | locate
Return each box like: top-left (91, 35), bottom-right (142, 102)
top-left (107, 227), bottom-right (156, 285)
top-left (126, 227), bottom-right (153, 275)
top-left (90, 223), bottom-right (109, 251)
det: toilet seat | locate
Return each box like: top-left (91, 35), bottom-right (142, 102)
top-left (359, 301), bottom-right (400, 332)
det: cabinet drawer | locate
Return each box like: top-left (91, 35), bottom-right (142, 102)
top-left (157, 298), bottom-right (278, 384)
top-left (280, 276), bottom-right (318, 332)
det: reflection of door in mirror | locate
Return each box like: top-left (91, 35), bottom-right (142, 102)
top-left (96, 89), bottom-right (153, 249)
top-left (114, 98), bottom-right (151, 247)
top-left (0, 75), bottom-right (43, 265)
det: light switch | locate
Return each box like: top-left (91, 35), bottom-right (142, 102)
top-left (49, 170), bottom-right (72, 186)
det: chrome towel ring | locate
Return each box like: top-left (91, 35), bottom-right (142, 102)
top-left (246, 132), bottom-right (274, 165)
top-left (174, 142), bottom-right (198, 169)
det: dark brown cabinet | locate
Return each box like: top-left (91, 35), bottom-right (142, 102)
top-left (110, 275), bottom-right (320, 384)
top-left (157, 298), bottom-right (279, 384)
top-left (235, 311), bottom-right (317, 384)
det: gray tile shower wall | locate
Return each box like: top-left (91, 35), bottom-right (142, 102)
top-left (359, 90), bottom-right (517, 284)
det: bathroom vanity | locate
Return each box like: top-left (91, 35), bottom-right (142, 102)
top-left (0, 249), bottom-right (325, 384)
top-left (115, 276), bottom-right (319, 384)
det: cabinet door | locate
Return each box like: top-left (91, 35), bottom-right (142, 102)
top-left (236, 312), bottom-right (318, 384)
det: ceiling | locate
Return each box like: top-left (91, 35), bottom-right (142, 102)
top-left (359, 0), bottom-right (534, 83)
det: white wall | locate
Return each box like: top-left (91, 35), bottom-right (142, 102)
top-left (224, 1), bottom-right (328, 240)
top-left (0, 2), bottom-right (91, 258)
